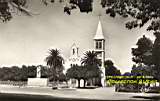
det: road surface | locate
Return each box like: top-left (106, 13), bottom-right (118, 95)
top-left (0, 85), bottom-right (159, 100)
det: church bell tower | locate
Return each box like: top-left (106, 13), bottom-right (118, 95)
top-left (93, 19), bottom-right (105, 87)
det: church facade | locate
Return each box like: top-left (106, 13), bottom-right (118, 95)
top-left (64, 43), bottom-right (82, 73)
top-left (64, 19), bottom-right (106, 87)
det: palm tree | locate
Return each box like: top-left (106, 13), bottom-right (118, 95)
top-left (81, 51), bottom-right (100, 67)
top-left (45, 49), bottom-right (64, 83)
top-left (81, 51), bottom-right (101, 87)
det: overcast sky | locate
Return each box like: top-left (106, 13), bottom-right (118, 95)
top-left (0, 0), bottom-right (155, 73)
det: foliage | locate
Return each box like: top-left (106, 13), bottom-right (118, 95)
top-left (152, 32), bottom-right (160, 66)
top-left (131, 35), bottom-right (154, 77)
top-left (45, 49), bottom-right (64, 81)
top-left (66, 64), bottom-right (101, 87)
top-left (0, 65), bottom-right (48, 81)
top-left (132, 35), bottom-right (153, 66)
top-left (131, 35), bottom-right (160, 79)
top-left (81, 51), bottom-right (101, 80)
top-left (151, 32), bottom-right (160, 80)
top-left (0, 0), bottom-right (93, 22)
top-left (81, 51), bottom-right (102, 86)
top-left (123, 72), bottom-right (132, 76)
top-left (1, 0), bottom-right (160, 33)
top-left (0, 0), bottom-right (34, 22)
top-left (81, 51), bottom-right (101, 67)
top-left (27, 65), bottom-right (37, 78)
top-left (131, 64), bottom-right (153, 76)
top-left (66, 65), bottom-right (87, 87)
top-left (101, 0), bottom-right (160, 30)
top-left (66, 50), bottom-right (102, 87)
top-left (105, 60), bottom-right (121, 76)
top-left (66, 65), bottom-right (86, 80)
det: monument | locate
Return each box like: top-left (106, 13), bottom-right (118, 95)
top-left (36, 66), bottom-right (41, 78)
top-left (27, 66), bottom-right (48, 87)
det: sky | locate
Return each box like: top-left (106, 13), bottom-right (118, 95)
top-left (0, 0), bottom-right (155, 73)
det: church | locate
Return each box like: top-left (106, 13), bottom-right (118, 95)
top-left (64, 43), bottom-right (82, 73)
top-left (64, 19), bottom-right (106, 87)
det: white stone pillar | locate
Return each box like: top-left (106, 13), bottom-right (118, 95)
top-left (101, 48), bottom-right (105, 87)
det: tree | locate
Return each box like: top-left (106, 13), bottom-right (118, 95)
top-left (152, 32), bottom-right (160, 66)
top-left (101, 0), bottom-right (160, 30)
top-left (0, 0), bottom-right (159, 27)
top-left (45, 49), bottom-right (64, 82)
top-left (0, 0), bottom-right (33, 22)
top-left (81, 51), bottom-right (100, 67)
top-left (123, 72), bottom-right (132, 76)
top-left (131, 35), bottom-right (160, 80)
top-left (102, 0), bottom-right (160, 70)
top-left (131, 64), bottom-right (153, 76)
top-left (132, 35), bottom-right (153, 66)
top-left (105, 60), bottom-right (121, 76)
top-left (20, 65), bottom-right (28, 81)
top-left (81, 51), bottom-right (102, 86)
top-left (39, 65), bottom-right (48, 78)
top-left (131, 35), bottom-right (155, 79)
top-left (151, 32), bottom-right (160, 80)
top-left (27, 65), bottom-right (37, 78)
top-left (66, 65), bottom-right (86, 88)
top-left (1, 0), bottom-right (160, 43)
top-left (0, 0), bottom-right (93, 22)
top-left (0, 65), bottom-right (50, 81)
top-left (10, 66), bottom-right (22, 81)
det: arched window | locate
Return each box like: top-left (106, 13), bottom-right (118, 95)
top-left (73, 49), bottom-right (75, 55)
top-left (96, 41), bottom-right (102, 49)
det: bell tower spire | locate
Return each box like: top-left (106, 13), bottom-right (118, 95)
top-left (94, 15), bottom-right (104, 40)
top-left (93, 16), bottom-right (106, 87)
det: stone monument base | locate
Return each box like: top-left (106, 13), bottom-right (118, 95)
top-left (27, 78), bottom-right (48, 87)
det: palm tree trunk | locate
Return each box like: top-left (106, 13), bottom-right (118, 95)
top-left (78, 79), bottom-right (80, 88)
top-left (84, 79), bottom-right (86, 88)
top-left (57, 73), bottom-right (59, 88)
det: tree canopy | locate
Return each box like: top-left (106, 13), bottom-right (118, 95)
top-left (105, 60), bottom-right (121, 76)
top-left (131, 35), bottom-right (153, 66)
top-left (45, 49), bottom-right (64, 81)
top-left (0, 65), bottom-right (48, 81)
top-left (81, 51), bottom-right (101, 80)
top-left (131, 35), bottom-right (160, 79)
top-left (66, 51), bottom-right (102, 87)
top-left (81, 51), bottom-right (101, 67)
top-left (66, 65), bottom-right (86, 87)
top-left (1, 0), bottom-right (160, 31)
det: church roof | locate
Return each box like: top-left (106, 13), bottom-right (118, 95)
top-left (94, 20), bottom-right (105, 40)
top-left (71, 43), bottom-right (78, 49)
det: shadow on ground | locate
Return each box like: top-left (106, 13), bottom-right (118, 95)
top-left (132, 95), bottom-right (160, 101)
top-left (76, 87), bottom-right (99, 89)
top-left (0, 93), bottom-right (153, 101)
